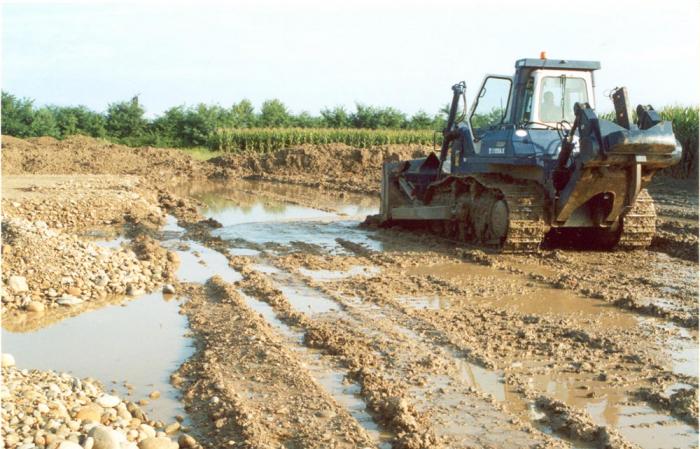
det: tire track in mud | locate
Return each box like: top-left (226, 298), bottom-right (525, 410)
top-left (230, 260), bottom-right (564, 449)
top-left (176, 277), bottom-right (382, 449)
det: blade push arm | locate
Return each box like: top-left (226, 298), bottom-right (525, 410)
top-left (438, 81), bottom-right (466, 174)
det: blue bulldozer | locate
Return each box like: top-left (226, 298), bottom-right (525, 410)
top-left (378, 56), bottom-right (682, 251)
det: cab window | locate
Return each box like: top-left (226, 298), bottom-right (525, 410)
top-left (470, 76), bottom-right (512, 134)
top-left (518, 77), bottom-right (534, 124)
top-left (539, 76), bottom-right (588, 123)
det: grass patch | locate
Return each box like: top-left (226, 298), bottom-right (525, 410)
top-left (177, 147), bottom-right (226, 161)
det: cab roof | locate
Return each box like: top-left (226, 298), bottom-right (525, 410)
top-left (515, 59), bottom-right (601, 71)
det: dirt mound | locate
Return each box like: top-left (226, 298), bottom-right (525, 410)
top-left (209, 143), bottom-right (431, 194)
top-left (2, 135), bottom-right (206, 184)
top-left (3, 136), bottom-right (431, 195)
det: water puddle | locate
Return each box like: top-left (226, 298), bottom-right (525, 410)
top-left (527, 373), bottom-right (699, 448)
top-left (398, 295), bottom-right (452, 310)
top-left (92, 235), bottom-right (129, 249)
top-left (652, 321), bottom-right (699, 379)
top-left (173, 179), bottom-right (378, 219)
top-left (266, 267), bottom-right (342, 314)
top-left (163, 239), bottom-right (242, 284)
top-left (239, 291), bottom-right (393, 448)
top-left (1, 292), bottom-right (194, 427)
top-left (2, 215), bottom-right (241, 433)
top-left (177, 180), bottom-right (383, 255)
top-left (589, 400), bottom-right (697, 448)
top-left (215, 220), bottom-right (382, 254)
top-left (299, 265), bottom-right (380, 282)
top-left (403, 262), bottom-right (640, 330)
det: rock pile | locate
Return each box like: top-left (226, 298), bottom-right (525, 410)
top-left (1, 218), bottom-right (177, 313)
top-left (1, 178), bottom-right (165, 232)
top-left (1, 357), bottom-right (199, 449)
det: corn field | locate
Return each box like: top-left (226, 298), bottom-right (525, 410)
top-left (659, 106), bottom-right (698, 179)
top-left (209, 128), bottom-right (439, 153)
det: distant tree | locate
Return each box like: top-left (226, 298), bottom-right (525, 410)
top-left (106, 96), bottom-right (147, 139)
top-left (30, 107), bottom-right (59, 137)
top-left (182, 104), bottom-right (230, 146)
top-left (259, 99), bottom-right (290, 127)
top-left (470, 107), bottom-right (505, 130)
top-left (408, 110), bottom-right (434, 129)
top-left (231, 99), bottom-right (256, 128)
top-left (79, 108), bottom-right (108, 138)
top-left (51, 106), bottom-right (79, 136)
top-left (320, 106), bottom-right (349, 128)
top-left (293, 111), bottom-right (323, 128)
top-left (350, 104), bottom-right (407, 129)
top-left (1, 92), bottom-right (36, 137)
top-left (151, 106), bottom-right (185, 146)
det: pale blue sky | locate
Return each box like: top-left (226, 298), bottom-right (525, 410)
top-left (3, 0), bottom-right (698, 117)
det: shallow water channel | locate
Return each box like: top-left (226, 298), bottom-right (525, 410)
top-left (3, 179), bottom-right (697, 449)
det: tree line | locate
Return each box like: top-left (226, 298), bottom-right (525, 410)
top-left (1, 92), bottom-right (448, 148)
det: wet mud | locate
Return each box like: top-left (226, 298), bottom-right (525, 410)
top-left (2, 136), bottom-right (697, 449)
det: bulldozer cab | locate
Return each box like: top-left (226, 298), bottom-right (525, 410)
top-left (465, 59), bottom-right (599, 158)
top-left (514, 69), bottom-right (595, 125)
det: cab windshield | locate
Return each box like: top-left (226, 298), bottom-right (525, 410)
top-left (539, 76), bottom-right (588, 123)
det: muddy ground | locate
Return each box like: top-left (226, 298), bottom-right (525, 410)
top-left (1, 135), bottom-right (698, 449)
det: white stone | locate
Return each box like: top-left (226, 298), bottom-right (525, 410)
top-left (136, 438), bottom-right (177, 449)
top-left (162, 284), bottom-right (176, 294)
top-left (1, 353), bottom-right (16, 367)
top-left (138, 424), bottom-right (156, 439)
top-left (95, 394), bottom-right (120, 408)
top-left (88, 426), bottom-right (125, 449)
top-left (58, 441), bottom-right (83, 449)
top-left (8, 276), bottom-right (29, 293)
top-left (57, 295), bottom-right (83, 306)
top-left (126, 285), bottom-right (144, 297)
top-left (26, 301), bottom-right (45, 313)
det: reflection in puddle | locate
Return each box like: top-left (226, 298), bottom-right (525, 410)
top-left (214, 220), bottom-right (382, 254)
top-left (181, 180), bottom-right (382, 255)
top-left (174, 179), bottom-right (378, 220)
top-left (206, 201), bottom-right (336, 226)
top-left (659, 323), bottom-right (698, 379)
top-left (92, 235), bottom-right (129, 249)
top-left (591, 400), bottom-right (697, 448)
top-left (1, 293), bottom-right (194, 426)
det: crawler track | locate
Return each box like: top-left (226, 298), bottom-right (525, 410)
top-left (387, 176), bottom-right (657, 252)
top-left (618, 189), bottom-right (656, 249)
top-left (470, 175), bottom-right (549, 252)
top-left (414, 175), bottom-right (549, 253)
